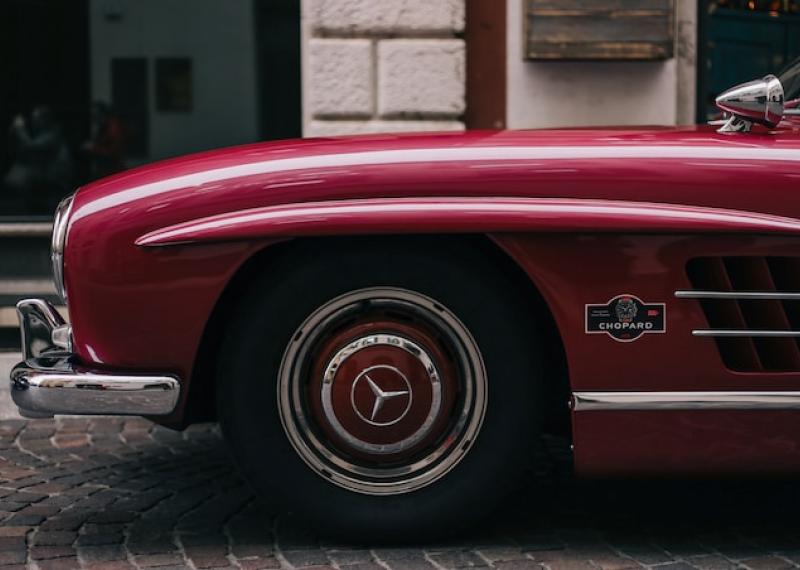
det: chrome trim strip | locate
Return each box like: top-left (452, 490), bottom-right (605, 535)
top-left (692, 329), bottom-right (800, 337)
top-left (11, 358), bottom-right (180, 416)
top-left (573, 391), bottom-right (800, 411)
top-left (675, 290), bottom-right (800, 300)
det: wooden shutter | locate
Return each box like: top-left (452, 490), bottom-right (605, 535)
top-left (525, 0), bottom-right (675, 60)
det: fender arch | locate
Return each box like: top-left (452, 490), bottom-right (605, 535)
top-left (184, 234), bottom-right (571, 435)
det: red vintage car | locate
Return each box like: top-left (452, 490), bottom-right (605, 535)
top-left (10, 61), bottom-right (800, 539)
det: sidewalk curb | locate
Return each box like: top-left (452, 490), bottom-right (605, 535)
top-left (0, 352), bottom-right (23, 420)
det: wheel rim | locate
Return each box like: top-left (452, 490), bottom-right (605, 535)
top-left (278, 287), bottom-right (487, 495)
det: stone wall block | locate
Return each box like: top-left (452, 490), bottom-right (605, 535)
top-left (310, 0), bottom-right (464, 34)
top-left (307, 120), bottom-right (464, 137)
top-left (309, 38), bottom-right (374, 117)
top-left (377, 39), bottom-right (465, 117)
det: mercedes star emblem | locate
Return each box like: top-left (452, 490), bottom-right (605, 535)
top-left (350, 365), bottom-right (413, 427)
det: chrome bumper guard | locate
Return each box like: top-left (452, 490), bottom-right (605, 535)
top-left (10, 299), bottom-right (180, 418)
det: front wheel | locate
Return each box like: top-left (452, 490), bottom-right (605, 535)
top-left (279, 286), bottom-right (486, 495)
top-left (218, 240), bottom-right (543, 540)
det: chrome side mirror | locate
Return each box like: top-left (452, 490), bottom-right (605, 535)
top-left (715, 75), bottom-right (784, 133)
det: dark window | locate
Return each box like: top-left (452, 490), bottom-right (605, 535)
top-left (112, 58), bottom-right (149, 157)
top-left (1, 0), bottom-right (301, 220)
top-left (0, 0), bottom-right (89, 218)
top-left (255, 0), bottom-right (302, 140)
top-left (156, 58), bottom-right (193, 113)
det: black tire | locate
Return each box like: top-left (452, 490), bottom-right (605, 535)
top-left (217, 237), bottom-right (543, 541)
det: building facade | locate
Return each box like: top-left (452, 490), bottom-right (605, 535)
top-left (301, 0), bottom-right (702, 134)
top-left (301, 0), bottom-right (800, 133)
top-left (3, 0), bottom-right (798, 212)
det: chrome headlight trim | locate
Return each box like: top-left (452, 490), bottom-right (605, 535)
top-left (51, 193), bottom-right (75, 302)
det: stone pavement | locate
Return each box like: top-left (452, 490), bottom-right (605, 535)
top-left (1, 418), bottom-right (800, 570)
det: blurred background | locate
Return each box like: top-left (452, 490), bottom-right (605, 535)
top-left (0, 0), bottom-right (799, 353)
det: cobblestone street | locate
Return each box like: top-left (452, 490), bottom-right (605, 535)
top-left (1, 418), bottom-right (800, 570)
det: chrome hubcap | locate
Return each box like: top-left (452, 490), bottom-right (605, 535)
top-left (321, 334), bottom-right (442, 456)
top-left (278, 288), bottom-right (487, 495)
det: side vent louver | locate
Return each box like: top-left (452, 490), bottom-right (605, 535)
top-left (678, 257), bottom-right (800, 372)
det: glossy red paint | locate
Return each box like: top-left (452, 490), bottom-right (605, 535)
top-left (574, 410), bottom-right (800, 476)
top-left (72, 128), bottom-right (800, 227)
top-left (63, 126), bottom-right (800, 472)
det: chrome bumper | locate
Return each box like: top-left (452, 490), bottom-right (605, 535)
top-left (10, 299), bottom-right (180, 418)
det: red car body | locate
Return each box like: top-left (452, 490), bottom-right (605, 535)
top-left (57, 122), bottom-right (800, 477)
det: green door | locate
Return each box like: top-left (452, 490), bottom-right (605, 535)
top-left (702, 5), bottom-right (800, 120)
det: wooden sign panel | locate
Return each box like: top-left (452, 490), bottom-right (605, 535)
top-left (526, 0), bottom-right (675, 60)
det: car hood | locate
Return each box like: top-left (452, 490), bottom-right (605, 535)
top-left (70, 126), bottom-right (800, 230)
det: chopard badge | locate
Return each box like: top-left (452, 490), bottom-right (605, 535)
top-left (585, 294), bottom-right (665, 342)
